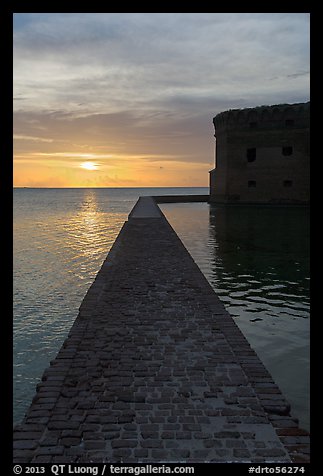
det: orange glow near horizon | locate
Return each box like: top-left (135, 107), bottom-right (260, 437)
top-left (13, 149), bottom-right (211, 188)
top-left (13, 111), bottom-right (213, 188)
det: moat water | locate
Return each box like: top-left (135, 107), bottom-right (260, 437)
top-left (13, 188), bottom-right (310, 430)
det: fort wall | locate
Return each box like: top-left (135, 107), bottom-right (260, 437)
top-left (209, 102), bottom-right (310, 204)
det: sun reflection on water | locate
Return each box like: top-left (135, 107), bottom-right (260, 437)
top-left (13, 188), bottom-right (130, 424)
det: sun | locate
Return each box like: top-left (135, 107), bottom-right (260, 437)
top-left (80, 161), bottom-right (99, 171)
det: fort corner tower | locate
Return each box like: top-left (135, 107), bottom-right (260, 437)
top-left (209, 102), bottom-right (310, 204)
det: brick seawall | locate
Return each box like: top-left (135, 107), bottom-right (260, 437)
top-left (13, 197), bottom-right (310, 463)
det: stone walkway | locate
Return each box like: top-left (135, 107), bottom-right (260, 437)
top-left (13, 198), bottom-right (310, 463)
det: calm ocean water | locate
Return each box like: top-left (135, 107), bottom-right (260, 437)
top-left (13, 188), bottom-right (310, 430)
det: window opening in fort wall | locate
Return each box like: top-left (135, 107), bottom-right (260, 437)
top-left (282, 146), bottom-right (293, 156)
top-left (247, 148), bottom-right (257, 162)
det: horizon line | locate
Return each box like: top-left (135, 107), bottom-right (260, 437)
top-left (13, 185), bottom-right (209, 189)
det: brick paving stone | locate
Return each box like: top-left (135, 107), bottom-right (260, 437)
top-left (134, 449), bottom-right (148, 458)
top-left (226, 440), bottom-right (247, 448)
top-left (83, 441), bottom-right (106, 450)
top-left (176, 432), bottom-right (192, 439)
top-left (203, 439), bottom-right (223, 448)
top-left (112, 449), bottom-right (132, 459)
top-left (141, 432), bottom-right (159, 439)
top-left (13, 441), bottom-right (38, 450)
top-left (165, 441), bottom-right (180, 449)
top-left (32, 455), bottom-right (54, 463)
top-left (13, 199), bottom-right (309, 463)
top-left (254, 449), bottom-right (288, 457)
top-left (161, 431), bottom-right (175, 439)
top-left (151, 449), bottom-right (169, 459)
top-left (60, 437), bottom-right (82, 447)
top-left (111, 440), bottom-right (137, 449)
top-left (13, 432), bottom-right (43, 440)
top-left (36, 446), bottom-right (65, 456)
top-left (140, 440), bottom-right (163, 449)
top-left (233, 449), bottom-right (251, 459)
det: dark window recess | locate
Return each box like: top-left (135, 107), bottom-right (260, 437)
top-left (282, 146), bottom-right (293, 156)
top-left (285, 119), bottom-right (295, 127)
top-left (249, 121), bottom-right (258, 128)
top-left (283, 180), bottom-right (293, 187)
top-left (248, 180), bottom-right (256, 188)
top-left (247, 148), bottom-right (256, 162)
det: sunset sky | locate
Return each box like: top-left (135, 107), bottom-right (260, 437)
top-left (13, 13), bottom-right (310, 188)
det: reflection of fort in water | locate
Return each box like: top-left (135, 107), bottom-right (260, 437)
top-left (208, 204), bottom-right (310, 312)
top-left (208, 205), bottom-right (309, 276)
top-left (209, 102), bottom-right (310, 204)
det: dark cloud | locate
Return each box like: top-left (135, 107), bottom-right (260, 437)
top-left (287, 71), bottom-right (310, 79)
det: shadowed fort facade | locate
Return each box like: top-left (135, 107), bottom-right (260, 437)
top-left (209, 102), bottom-right (310, 204)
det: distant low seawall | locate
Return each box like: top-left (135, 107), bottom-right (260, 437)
top-left (13, 196), bottom-right (309, 464)
top-left (153, 194), bottom-right (209, 203)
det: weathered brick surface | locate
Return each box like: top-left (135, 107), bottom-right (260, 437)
top-left (13, 201), bottom-right (309, 463)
